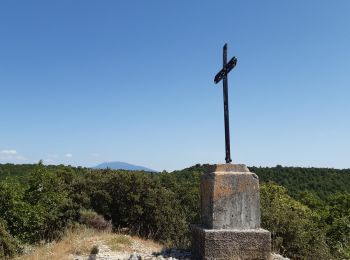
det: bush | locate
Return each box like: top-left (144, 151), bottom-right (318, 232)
top-left (105, 171), bottom-right (189, 247)
top-left (79, 209), bottom-right (112, 231)
top-left (324, 193), bottom-right (350, 259)
top-left (260, 182), bottom-right (331, 260)
top-left (0, 165), bottom-right (78, 243)
top-left (0, 220), bottom-right (21, 259)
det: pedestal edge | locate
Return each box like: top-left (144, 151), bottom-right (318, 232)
top-left (214, 164), bottom-right (249, 173)
top-left (191, 224), bottom-right (270, 234)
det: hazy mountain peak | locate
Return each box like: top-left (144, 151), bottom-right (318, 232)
top-left (94, 161), bottom-right (156, 172)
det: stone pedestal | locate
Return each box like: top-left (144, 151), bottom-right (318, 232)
top-left (192, 164), bottom-right (271, 260)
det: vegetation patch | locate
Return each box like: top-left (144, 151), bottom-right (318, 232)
top-left (1, 163), bottom-right (349, 259)
top-left (105, 233), bottom-right (132, 252)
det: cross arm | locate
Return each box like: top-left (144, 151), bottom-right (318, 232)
top-left (214, 56), bottom-right (237, 84)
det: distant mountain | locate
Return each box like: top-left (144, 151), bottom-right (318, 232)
top-left (94, 161), bottom-right (156, 172)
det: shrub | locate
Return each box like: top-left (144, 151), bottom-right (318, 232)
top-left (260, 182), bottom-right (331, 260)
top-left (105, 171), bottom-right (188, 247)
top-left (0, 165), bottom-right (78, 243)
top-left (79, 209), bottom-right (112, 231)
top-left (324, 193), bottom-right (350, 259)
top-left (0, 220), bottom-right (21, 258)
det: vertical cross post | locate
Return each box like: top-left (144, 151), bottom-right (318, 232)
top-left (214, 44), bottom-right (237, 163)
top-left (222, 44), bottom-right (232, 163)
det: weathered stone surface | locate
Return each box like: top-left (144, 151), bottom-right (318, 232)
top-left (215, 164), bottom-right (249, 173)
top-left (200, 164), bottom-right (261, 229)
top-left (192, 164), bottom-right (271, 259)
top-left (192, 225), bottom-right (271, 260)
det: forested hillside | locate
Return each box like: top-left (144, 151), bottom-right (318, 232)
top-left (0, 164), bottom-right (37, 180)
top-left (2, 163), bottom-right (349, 199)
top-left (251, 165), bottom-right (350, 200)
top-left (0, 163), bottom-right (349, 259)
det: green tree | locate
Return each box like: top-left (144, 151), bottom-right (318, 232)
top-left (24, 165), bottom-right (77, 242)
top-left (260, 182), bottom-right (331, 260)
top-left (0, 165), bottom-right (77, 243)
top-left (324, 193), bottom-right (350, 259)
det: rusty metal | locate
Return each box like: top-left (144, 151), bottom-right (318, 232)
top-left (214, 43), bottom-right (237, 163)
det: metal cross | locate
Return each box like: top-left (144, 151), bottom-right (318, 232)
top-left (214, 43), bottom-right (237, 163)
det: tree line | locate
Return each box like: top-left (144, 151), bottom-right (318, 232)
top-left (0, 163), bottom-right (349, 259)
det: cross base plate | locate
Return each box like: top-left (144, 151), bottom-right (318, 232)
top-left (191, 225), bottom-right (271, 260)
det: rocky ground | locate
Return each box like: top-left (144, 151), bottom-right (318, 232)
top-left (73, 241), bottom-right (288, 260)
top-left (72, 239), bottom-right (191, 260)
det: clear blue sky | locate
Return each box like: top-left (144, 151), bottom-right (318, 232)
top-left (1, 1), bottom-right (349, 171)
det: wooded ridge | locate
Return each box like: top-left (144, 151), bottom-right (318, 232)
top-left (0, 163), bottom-right (349, 259)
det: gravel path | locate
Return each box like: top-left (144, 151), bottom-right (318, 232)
top-left (71, 237), bottom-right (191, 260)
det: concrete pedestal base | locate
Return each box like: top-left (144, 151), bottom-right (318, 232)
top-left (200, 165), bottom-right (261, 230)
top-left (192, 225), bottom-right (271, 260)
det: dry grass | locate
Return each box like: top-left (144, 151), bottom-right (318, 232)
top-left (131, 236), bottom-right (163, 253)
top-left (104, 233), bottom-right (132, 251)
top-left (15, 228), bottom-right (98, 260)
top-left (15, 227), bottom-right (163, 260)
